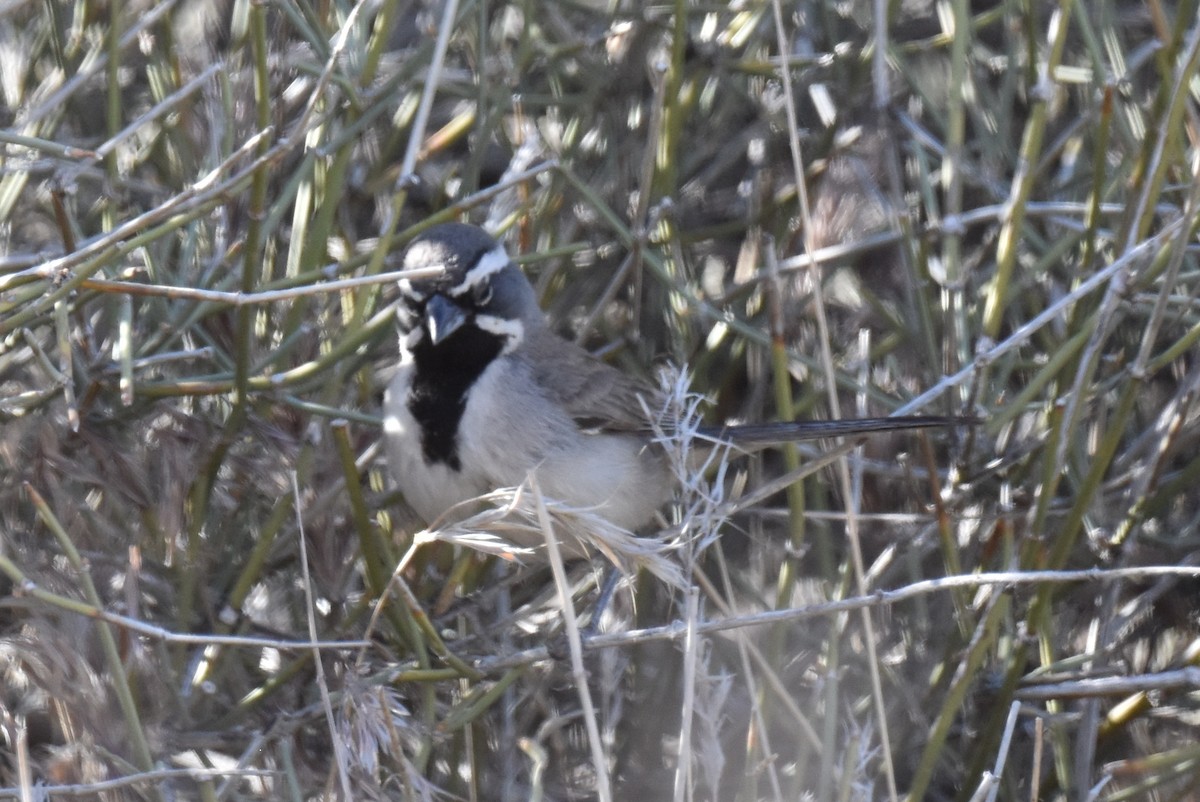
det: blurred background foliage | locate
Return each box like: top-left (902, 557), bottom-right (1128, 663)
top-left (2, 0), bottom-right (1200, 799)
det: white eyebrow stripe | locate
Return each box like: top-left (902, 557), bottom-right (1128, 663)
top-left (398, 278), bottom-right (419, 299)
top-left (460, 245), bottom-right (512, 291)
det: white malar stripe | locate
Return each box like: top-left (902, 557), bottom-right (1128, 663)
top-left (401, 326), bottom-right (423, 354)
top-left (461, 245), bottom-right (512, 291)
top-left (475, 314), bottom-right (524, 352)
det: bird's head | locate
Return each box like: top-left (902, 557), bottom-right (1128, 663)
top-left (397, 223), bottom-right (541, 353)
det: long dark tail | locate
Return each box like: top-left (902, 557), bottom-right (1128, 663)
top-left (696, 416), bottom-right (976, 445)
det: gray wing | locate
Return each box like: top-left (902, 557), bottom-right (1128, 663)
top-left (519, 329), bottom-right (663, 434)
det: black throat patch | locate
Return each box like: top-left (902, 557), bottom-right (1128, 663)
top-left (406, 319), bottom-right (505, 471)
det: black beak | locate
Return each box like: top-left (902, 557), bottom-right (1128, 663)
top-left (425, 294), bottom-right (467, 345)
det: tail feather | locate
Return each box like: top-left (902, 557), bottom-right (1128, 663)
top-left (696, 415), bottom-right (976, 445)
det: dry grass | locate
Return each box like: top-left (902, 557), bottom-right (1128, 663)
top-left (3, 0), bottom-right (1200, 799)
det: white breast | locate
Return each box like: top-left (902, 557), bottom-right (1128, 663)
top-left (384, 355), bottom-right (671, 532)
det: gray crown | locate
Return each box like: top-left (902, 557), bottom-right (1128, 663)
top-left (400, 223), bottom-right (543, 327)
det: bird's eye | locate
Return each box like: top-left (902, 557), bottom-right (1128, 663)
top-left (474, 285), bottom-right (493, 306)
top-left (401, 294), bottom-right (423, 315)
top-left (398, 281), bottom-right (426, 308)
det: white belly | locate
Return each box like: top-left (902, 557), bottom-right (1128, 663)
top-left (384, 358), bottom-right (670, 532)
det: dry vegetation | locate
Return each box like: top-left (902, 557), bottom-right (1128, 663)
top-left (2, 0), bottom-right (1200, 799)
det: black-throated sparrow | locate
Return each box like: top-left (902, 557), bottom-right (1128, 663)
top-left (384, 222), bottom-right (959, 535)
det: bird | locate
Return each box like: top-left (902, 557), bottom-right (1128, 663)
top-left (383, 222), bottom-right (963, 537)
